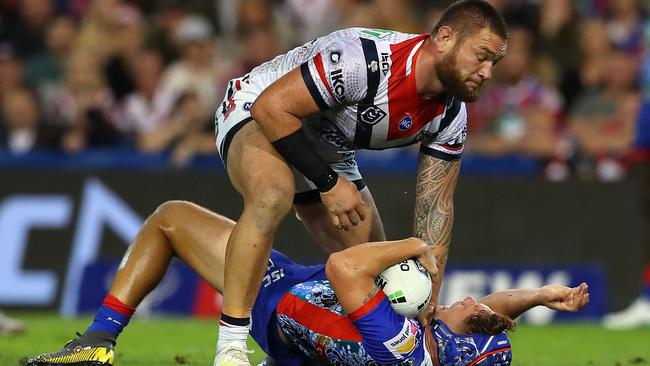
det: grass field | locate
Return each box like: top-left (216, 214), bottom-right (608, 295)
top-left (1, 313), bottom-right (649, 366)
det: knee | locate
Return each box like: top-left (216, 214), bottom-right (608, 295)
top-left (152, 200), bottom-right (194, 227)
top-left (245, 183), bottom-right (294, 221)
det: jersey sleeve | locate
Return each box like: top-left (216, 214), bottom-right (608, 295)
top-left (300, 38), bottom-right (369, 110)
top-left (420, 99), bottom-right (467, 161)
top-left (349, 291), bottom-right (425, 364)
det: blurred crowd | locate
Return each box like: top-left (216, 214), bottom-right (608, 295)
top-left (0, 0), bottom-right (649, 178)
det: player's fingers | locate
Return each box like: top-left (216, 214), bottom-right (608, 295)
top-left (338, 213), bottom-right (352, 231)
top-left (331, 214), bottom-right (341, 229)
top-left (347, 209), bottom-right (360, 226)
top-left (356, 200), bottom-right (367, 220)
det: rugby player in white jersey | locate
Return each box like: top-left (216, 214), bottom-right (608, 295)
top-left (214, 1), bottom-right (508, 364)
top-left (27, 200), bottom-right (589, 366)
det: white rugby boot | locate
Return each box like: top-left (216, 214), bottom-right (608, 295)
top-left (602, 296), bottom-right (650, 329)
top-left (213, 343), bottom-right (253, 366)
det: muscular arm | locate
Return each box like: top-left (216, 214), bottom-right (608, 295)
top-left (479, 283), bottom-right (590, 319)
top-left (250, 68), bottom-right (321, 141)
top-left (325, 237), bottom-right (434, 314)
top-left (413, 152), bottom-right (461, 305)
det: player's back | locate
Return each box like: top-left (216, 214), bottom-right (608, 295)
top-left (275, 280), bottom-right (433, 365)
top-left (245, 28), bottom-right (420, 93)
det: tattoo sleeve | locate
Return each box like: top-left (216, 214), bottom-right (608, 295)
top-left (413, 153), bottom-right (461, 301)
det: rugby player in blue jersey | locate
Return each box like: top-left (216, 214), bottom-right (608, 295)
top-left (27, 201), bottom-right (589, 366)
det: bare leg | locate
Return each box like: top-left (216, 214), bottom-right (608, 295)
top-left (109, 201), bottom-right (235, 306)
top-left (222, 122), bottom-right (296, 319)
top-left (294, 188), bottom-right (386, 254)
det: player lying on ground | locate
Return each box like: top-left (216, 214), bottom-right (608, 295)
top-left (27, 201), bottom-right (589, 366)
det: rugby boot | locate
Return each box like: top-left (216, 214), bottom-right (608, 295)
top-left (213, 343), bottom-right (253, 366)
top-left (27, 330), bottom-right (115, 366)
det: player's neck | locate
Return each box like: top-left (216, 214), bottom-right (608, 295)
top-left (424, 326), bottom-right (441, 366)
top-left (415, 37), bottom-right (445, 99)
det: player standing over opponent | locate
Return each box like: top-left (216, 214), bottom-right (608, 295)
top-left (215, 2), bottom-right (508, 364)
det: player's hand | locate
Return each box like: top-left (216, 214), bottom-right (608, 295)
top-left (540, 283), bottom-right (589, 312)
top-left (415, 244), bottom-right (439, 282)
top-left (320, 176), bottom-right (366, 230)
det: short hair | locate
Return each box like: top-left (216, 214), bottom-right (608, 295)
top-left (464, 309), bottom-right (516, 335)
top-left (433, 0), bottom-right (508, 42)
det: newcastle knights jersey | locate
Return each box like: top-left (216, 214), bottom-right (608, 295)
top-left (243, 28), bottom-right (468, 161)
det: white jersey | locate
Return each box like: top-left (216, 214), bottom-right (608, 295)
top-left (233, 27), bottom-right (467, 161)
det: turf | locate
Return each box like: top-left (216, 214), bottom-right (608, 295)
top-left (0, 313), bottom-right (648, 366)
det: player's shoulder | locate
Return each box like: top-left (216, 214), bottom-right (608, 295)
top-left (319, 28), bottom-right (423, 51)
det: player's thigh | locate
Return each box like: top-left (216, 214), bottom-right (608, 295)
top-left (154, 200), bottom-right (235, 293)
top-left (226, 121), bottom-right (295, 219)
top-left (294, 187), bottom-right (386, 254)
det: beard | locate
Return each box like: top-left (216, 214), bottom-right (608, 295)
top-left (434, 47), bottom-right (481, 102)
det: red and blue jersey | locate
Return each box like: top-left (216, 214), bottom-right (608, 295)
top-left (275, 280), bottom-right (433, 365)
top-left (251, 251), bottom-right (433, 365)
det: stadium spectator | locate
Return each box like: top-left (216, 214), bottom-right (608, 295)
top-left (103, 4), bottom-right (144, 102)
top-left (168, 92), bottom-right (217, 167)
top-left (568, 49), bottom-right (640, 181)
top-left (578, 18), bottom-right (612, 91)
top-left (537, 0), bottom-right (582, 106)
top-left (144, 0), bottom-right (188, 64)
top-left (120, 49), bottom-right (177, 151)
top-left (0, 88), bottom-right (46, 154)
top-left (230, 0), bottom-right (284, 76)
top-left (42, 51), bottom-right (119, 152)
top-left (161, 14), bottom-right (222, 120)
top-left (24, 17), bottom-right (77, 96)
top-left (0, 0), bottom-right (53, 58)
top-left (374, 0), bottom-right (421, 33)
top-left (467, 27), bottom-right (564, 159)
top-left (605, 0), bottom-right (646, 54)
top-left (0, 43), bottom-right (25, 102)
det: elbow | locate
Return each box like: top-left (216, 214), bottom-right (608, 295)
top-left (250, 97), bottom-right (272, 126)
top-left (325, 252), bottom-right (354, 285)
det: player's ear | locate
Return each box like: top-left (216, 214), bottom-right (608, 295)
top-left (434, 26), bottom-right (455, 53)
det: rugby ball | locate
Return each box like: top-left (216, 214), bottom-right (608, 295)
top-left (375, 259), bottom-right (432, 318)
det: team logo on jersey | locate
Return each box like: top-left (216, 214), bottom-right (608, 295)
top-left (398, 115), bottom-right (413, 131)
top-left (359, 105), bottom-right (386, 125)
top-left (368, 60), bottom-right (379, 73)
top-left (330, 51), bottom-right (341, 64)
top-left (222, 98), bottom-right (236, 119)
top-left (243, 102), bottom-right (252, 111)
top-left (383, 319), bottom-right (419, 358)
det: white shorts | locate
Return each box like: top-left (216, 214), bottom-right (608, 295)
top-left (214, 78), bottom-right (365, 200)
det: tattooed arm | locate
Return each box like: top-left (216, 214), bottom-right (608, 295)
top-left (413, 153), bottom-right (461, 305)
top-left (325, 238), bottom-right (437, 315)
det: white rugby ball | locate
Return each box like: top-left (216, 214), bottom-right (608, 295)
top-left (375, 259), bottom-right (432, 318)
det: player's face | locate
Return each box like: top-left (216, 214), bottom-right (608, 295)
top-left (435, 28), bottom-right (506, 102)
top-left (436, 296), bottom-right (494, 334)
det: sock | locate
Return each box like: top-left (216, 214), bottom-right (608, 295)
top-left (86, 295), bottom-right (135, 341)
top-left (643, 265), bottom-right (650, 299)
top-left (216, 313), bottom-right (250, 351)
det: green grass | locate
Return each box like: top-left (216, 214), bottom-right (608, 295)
top-left (0, 313), bottom-right (649, 366)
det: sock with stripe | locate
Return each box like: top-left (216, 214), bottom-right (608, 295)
top-left (643, 265), bottom-right (650, 299)
top-left (85, 294), bottom-right (135, 345)
top-left (216, 313), bottom-right (251, 351)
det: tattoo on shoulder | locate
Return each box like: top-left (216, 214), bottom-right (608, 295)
top-left (413, 156), bottom-right (460, 248)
